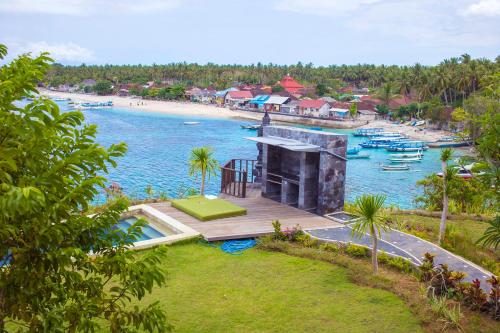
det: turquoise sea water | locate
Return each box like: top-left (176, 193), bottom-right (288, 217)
top-left (58, 102), bottom-right (443, 209)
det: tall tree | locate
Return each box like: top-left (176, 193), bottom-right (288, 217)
top-left (351, 194), bottom-right (387, 274)
top-left (0, 45), bottom-right (168, 332)
top-left (188, 146), bottom-right (218, 195)
top-left (438, 148), bottom-right (453, 244)
top-left (374, 82), bottom-right (400, 107)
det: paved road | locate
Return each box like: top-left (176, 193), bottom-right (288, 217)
top-left (307, 226), bottom-right (494, 289)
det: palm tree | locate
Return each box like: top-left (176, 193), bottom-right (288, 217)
top-left (375, 82), bottom-right (400, 106)
top-left (438, 148), bottom-right (453, 244)
top-left (188, 146), bottom-right (218, 196)
top-left (351, 194), bottom-right (387, 274)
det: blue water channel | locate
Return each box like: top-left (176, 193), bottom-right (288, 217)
top-left (55, 101), bottom-right (443, 209)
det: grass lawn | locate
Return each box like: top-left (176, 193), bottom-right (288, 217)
top-left (171, 196), bottom-right (246, 221)
top-left (139, 242), bottom-right (423, 333)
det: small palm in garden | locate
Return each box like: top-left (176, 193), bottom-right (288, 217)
top-left (351, 194), bottom-right (388, 274)
top-left (188, 146), bottom-right (218, 195)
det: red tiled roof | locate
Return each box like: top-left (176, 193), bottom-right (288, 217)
top-left (227, 91), bottom-right (253, 99)
top-left (298, 99), bottom-right (327, 108)
top-left (330, 101), bottom-right (351, 109)
top-left (278, 75), bottom-right (304, 93)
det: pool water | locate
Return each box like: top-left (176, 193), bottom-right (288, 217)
top-left (54, 101), bottom-right (446, 209)
top-left (116, 216), bottom-right (165, 241)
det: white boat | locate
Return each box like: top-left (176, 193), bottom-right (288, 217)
top-left (389, 151), bottom-right (423, 158)
top-left (381, 164), bottom-right (410, 171)
top-left (183, 121), bottom-right (201, 125)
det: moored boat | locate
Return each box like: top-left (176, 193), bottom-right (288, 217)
top-left (353, 128), bottom-right (384, 137)
top-left (389, 151), bottom-right (423, 158)
top-left (386, 141), bottom-right (428, 152)
top-left (381, 164), bottom-right (410, 171)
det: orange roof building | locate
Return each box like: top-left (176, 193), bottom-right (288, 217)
top-left (278, 75), bottom-right (304, 94)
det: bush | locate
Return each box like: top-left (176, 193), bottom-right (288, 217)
top-left (346, 244), bottom-right (369, 257)
top-left (418, 252), bottom-right (500, 320)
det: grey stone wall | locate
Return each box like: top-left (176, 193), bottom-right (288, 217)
top-left (262, 126), bottom-right (347, 215)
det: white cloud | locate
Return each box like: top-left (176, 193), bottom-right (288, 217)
top-left (462, 0), bottom-right (500, 16)
top-left (274, 0), bottom-right (382, 16)
top-left (0, 0), bottom-right (182, 16)
top-left (14, 42), bottom-right (95, 63)
top-left (274, 0), bottom-right (500, 47)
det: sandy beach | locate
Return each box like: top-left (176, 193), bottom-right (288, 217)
top-left (41, 90), bottom-right (450, 142)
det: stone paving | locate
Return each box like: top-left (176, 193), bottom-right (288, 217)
top-left (307, 226), bottom-right (494, 289)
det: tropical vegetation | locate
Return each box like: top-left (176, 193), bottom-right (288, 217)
top-left (0, 45), bottom-right (168, 332)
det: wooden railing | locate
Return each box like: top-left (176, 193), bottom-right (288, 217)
top-left (220, 159), bottom-right (257, 198)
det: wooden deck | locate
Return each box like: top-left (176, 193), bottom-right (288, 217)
top-left (149, 195), bottom-right (342, 241)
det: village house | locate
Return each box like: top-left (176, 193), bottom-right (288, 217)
top-left (280, 100), bottom-right (300, 114)
top-left (329, 101), bottom-right (351, 119)
top-left (263, 96), bottom-right (290, 112)
top-left (215, 87), bottom-right (238, 105)
top-left (224, 90), bottom-right (253, 107)
top-left (82, 79), bottom-right (97, 87)
top-left (298, 99), bottom-right (330, 117)
top-left (248, 95), bottom-right (270, 109)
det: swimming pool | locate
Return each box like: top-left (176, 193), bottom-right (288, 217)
top-left (119, 204), bottom-right (199, 249)
top-left (116, 216), bottom-right (166, 241)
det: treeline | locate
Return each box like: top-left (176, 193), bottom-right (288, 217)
top-left (46, 54), bottom-right (499, 106)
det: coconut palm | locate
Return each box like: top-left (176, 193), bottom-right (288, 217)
top-left (188, 146), bottom-right (218, 195)
top-left (351, 194), bottom-right (387, 274)
top-left (374, 82), bottom-right (401, 106)
top-left (438, 148), bottom-right (453, 244)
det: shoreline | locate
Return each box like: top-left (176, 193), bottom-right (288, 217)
top-left (41, 90), bottom-right (451, 142)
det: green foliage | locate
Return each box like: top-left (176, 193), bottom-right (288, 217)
top-left (428, 294), bottom-right (463, 331)
top-left (476, 216), bottom-right (500, 250)
top-left (93, 79), bottom-right (113, 95)
top-left (0, 45), bottom-right (168, 332)
top-left (345, 244), bottom-right (370, 257)
top-left (351, 194), bottom-right (388, 239)
top-left (349, 102), bottom-right (357, 119)
top-left (188, 146), bottom-right (218, 195)
top-left (271, 84), bottom-right (284, 93)
top-left (272, 220), bottom-right (286, 241)
top-left (315, 83), bottom-right (327, 96)
top-left (415, 173), bottom-right (496, 214)
top-left (377, 252), bottom-right (413, 273)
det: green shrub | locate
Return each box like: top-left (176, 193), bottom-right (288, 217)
top-left (346, 244), bottom-right (369, 257)
top-left (296, 234), bottom-right (318, 248)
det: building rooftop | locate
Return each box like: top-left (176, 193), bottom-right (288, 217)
top-left (298, 99), bottom-right (328, 108)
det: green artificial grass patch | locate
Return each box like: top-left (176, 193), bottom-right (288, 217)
top-left (171, 195), bottom-right (247, 221)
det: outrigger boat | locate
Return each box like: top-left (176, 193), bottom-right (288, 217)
top-left (389, 151), bottom-right (423, 159)
top-left (353, 128), bottom-right (384, 137)
top-left (368, 131), bottom-right (402, 138)
top-left (241, 124), bottom-right (261, 130)
top-left (386, 141), bottom-right (428, 152)
top-left (381, 164), bottom-right (410, 171)
top-left (360, 137), bottom-right (408, 148)
top-left (76, 101), bottom-right (113, 109)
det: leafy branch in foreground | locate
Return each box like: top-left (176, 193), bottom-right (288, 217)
top-left (0, 44), bottom-right (169, 332)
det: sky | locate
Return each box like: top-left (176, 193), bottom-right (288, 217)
top-left (1, 0), bottom-right (499, 66)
